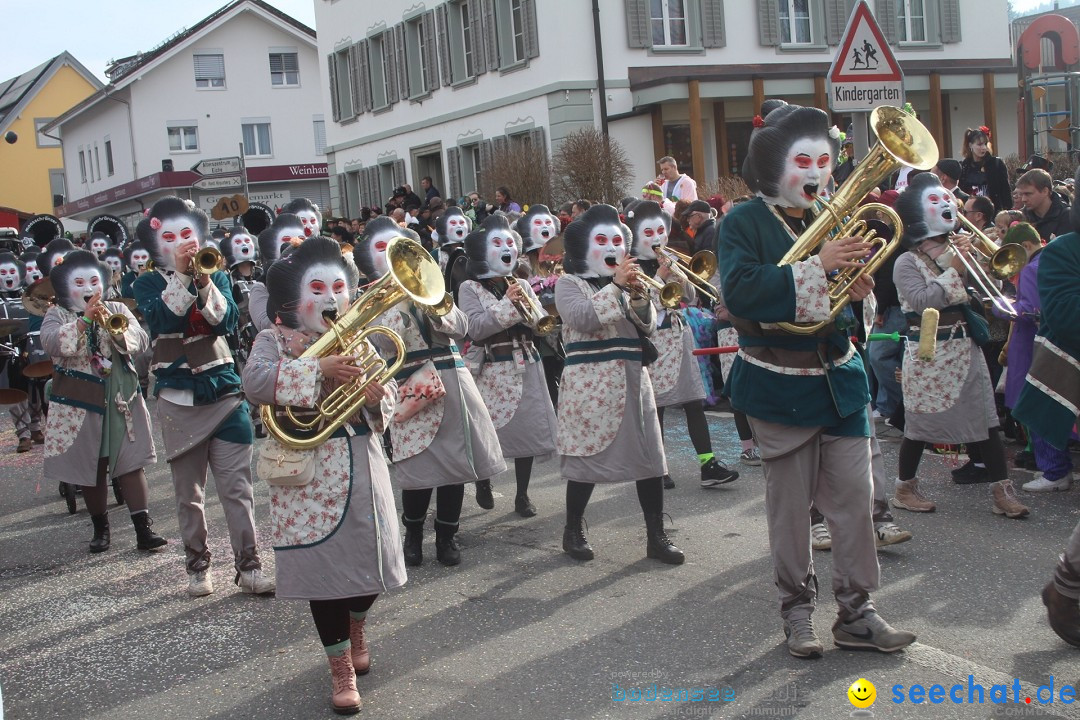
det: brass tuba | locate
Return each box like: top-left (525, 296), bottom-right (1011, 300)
top-left (262, 237), bottom-right (446, 449)
top-left (776, 106), bottom-right (939, 334)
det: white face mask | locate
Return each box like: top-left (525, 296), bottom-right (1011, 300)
top-left (90, 238), bottom-right (109, 256)
top-left (154, 216), bottom-right (198, 271)
top-left (0, 263), bottom-right (20, 291)
top-left (24, 260), bottom-right (42, 284)
top-left (634, 217), bottom-right (668, 260)
top-left (480, 231), bottom-right (518, 278)
top-left (444, 214), bottom-right (469, 244)
top-left (774, 137), bottom-right (834, 209)
top-left (526, 213), bottom-right (557, 250)
top-left (583, 222), bottom-right (628, 277)
top-left (129, 249), bottom-right (150, 271)
top-left (368, 228), bottom-right (397, 278)
top-left (66, 267), bottom-right (104, 312)
top-left (232, 234), bottom-right (256, 262)
top-left (296, 210), bottom-right (320, 238)
top-left (271, 223), bottom-right (305, 257)
top-left (920, 186), bottom-right (958, 237)
top-left (104, 256), bottom-right (123, 274)
top-left (298, 263), bottom-right (350, 335)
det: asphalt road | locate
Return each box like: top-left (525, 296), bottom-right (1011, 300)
top-left (1, 408), bottom-right (1079, 720)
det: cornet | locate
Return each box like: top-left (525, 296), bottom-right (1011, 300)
top-left (192, 246), bottom-right (223, 279)
top-left (501, 278), bottom-right (560, 336)
top-left (92, 304), bottom-right (129, 336)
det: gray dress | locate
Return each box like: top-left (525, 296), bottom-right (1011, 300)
top-left (243, 329), bottom-right (406, 600)
top-left (554, 275), bottom-right (668, 484)
top-left (457, 279), bottom-right (558, 460)
top-left (646, 272), bottom-right (705, 408)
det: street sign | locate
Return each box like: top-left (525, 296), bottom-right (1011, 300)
top-left (192, 175), bottom-right (243, 191)
top-left (827, 1), bottom-right (905, 112)
top-left (191, 156), bottom-right (241, 176)
top-left (211, 194), bottom-right (250, 221)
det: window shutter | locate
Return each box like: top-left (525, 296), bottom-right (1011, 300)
top-left (436, 4), bottom-right (452, 87)
top-left (347, 44), bottom-right (363, 116)
top-left (478, 139), bottom-right (494, 189)
top-left (356, 168), bottom-right (369, 209)
top-left (385, 30), bottom-right (401, 105)
top-left (269, 54), bottom-right (283, 73)
top-left (700, 0), bottom-right (727, 48)
top-left (447, 147), bottom-right (461, 200)
top-left (337, 174), bottom-right (349, 217)
top-left (424, 11), bottom-right (440, 91)
top-left (625, 0), bottom-right (649, 48)
top-left (528, 127), bottom-right (547, 154)
top-left (327, 55), bottom-right (340, 121)
top-left (468, 0), bottom-right (487, 75)
top-left (522, 0), bottom-right (540, 59)
top-left (824, 0), bottom-right (855, 45)
top-left (757, 0), bottom-right (780, 46)
top-left (875, 0), bottom-right (898, 44)
top-left (482, 0), bottom-right (500, 71)
top-left (395, 24), bottom-right (410, 100)
top-left (313, 119), bottom-right (327, 155)
top-left (939, 0), bottom-right (961, 43)
top-left (367, 166), bottom-right (382, 207)
top-left (392, 159), bottom-right (406, 188)
top-left (355, 40), bottom-right (372, 112)
top-left (493, 134), bottom-right (509, 158)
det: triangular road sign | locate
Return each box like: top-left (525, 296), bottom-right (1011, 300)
top-left (831, 1), bottom-right (903, 82)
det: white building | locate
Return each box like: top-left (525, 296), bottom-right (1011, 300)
top-left (47, 0), bottom-right (329, 233)
top-left (315, 0), bottom-right (1018, 212)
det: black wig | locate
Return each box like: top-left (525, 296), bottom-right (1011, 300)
top-left (464, 215), bottom-right (521, 280)
top-left (281, 197), bottom-right (323, 230)
top-left (50, 250), bottom-right (108, 312)
top-left (265, 235), bottom-right (346, 329)
top-left (258, 213), bottom-right (304, 264)
top-left (38, 238), bottom-right (76, 278)
top-left (562, 204), bottom-right (631, 276)
top-left (742, 101), bottom-right (839, 199)
top-left (353, 216), bottom-right (421, 281)
top-left (896, 171), bottom-right (947, 249)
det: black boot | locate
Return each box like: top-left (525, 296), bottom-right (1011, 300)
top-left (89, 513), bottom-right (111, 553)
top-left (475, 479), bottom-right (494, 510)
top-left (514, 494), bottom-right (537, 518)
top-left (662, 475), bottom-right (675, 489)
top-left (131, 512), bottom-right (167, 551)
top-left (402, 516), bottom-right (424, 567)
top-left (644, 513), bottom-right (684, 564)
top-left (562, 515), bottom-right (594, 561)
top-left (111, 477), bottom-right (125, 506)
top-left (434, 520), bottom-right (461, 566)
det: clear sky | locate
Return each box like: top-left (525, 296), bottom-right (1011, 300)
top-left (1, 0), bottom-right (316, 82)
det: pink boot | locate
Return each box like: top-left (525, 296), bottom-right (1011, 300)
top-left (328, 653), bottom-right (361, 715)
top-left (350, 617), bottom-right (371, 675)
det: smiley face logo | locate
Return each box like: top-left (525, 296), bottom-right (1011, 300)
top-left (847, 678), bottom-right (876, 709)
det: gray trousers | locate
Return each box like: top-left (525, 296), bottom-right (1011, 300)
top-left (748, 416), bottom-right (880, 623)
top-left (9, 395), bottom-right (42, 439)
top-left (1056, 519), bottom-right (1080, 600)
top-left (170, 437), bottom-right (260, 574)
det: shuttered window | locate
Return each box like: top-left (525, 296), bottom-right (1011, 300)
top-left (898, 0), bottom-right (926, 42)
top-left (490, 0), bottom-right (538, 69)
top-left (628, 0), bottom-right (725, 50)
top-left (403, 12), bottom-right (439, 98)
top-left (331, 49), bottom-right (354, 120)
top-left (759, 0), bottom-right (825, 48)
top-left (193, 53), bottom-right (225, 88)
top-left (651, 0), bottom-right (688, 46)
top-left (778, 0), bottom-right (813, 44)
top-left (269, 52), bottom-right (300, 86)
top-left (313, 118), bottom-right (326, 156)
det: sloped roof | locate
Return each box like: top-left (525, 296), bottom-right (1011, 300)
top-left (0, 52), bottom-right (102, 131)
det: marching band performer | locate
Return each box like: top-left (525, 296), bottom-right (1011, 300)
top-left (121, 242), bottom-right (151, 298)
top-left (41, 250), bottom-right (167, 552)
top-left (717, 101), bottom-right (914, 657)
top-left (134, 197), bottom-right (274, 597)
top-left (457, 215), bottom-right (559, 518)
top-left (432, 205), bottom-right (471, 272)
top-left (554, 203), bottom-right (683, 564)
top-left (514, 204), bottom-right (564, 406)
top-left (354, 217), bottom-right (505, 566)
top-left (87, 231), bottom-right (112, 258)
top-left (0, 251), bottom-right (40, 452)
top-left (249, 213), bottom-right (306, 332)
top-left (242, 235), bottom-right (404, 715)
top-left (626, 200), bottom-right (739, 489)
top-left (891, 173), bottom-right (1029, 519)
top-left (221, 225), bottom-right (265, 437)
top-left (101, 248), bottom-right (125, 299)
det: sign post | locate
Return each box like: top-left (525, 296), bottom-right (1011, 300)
top-left (827, 0), bottom-right (905, 160)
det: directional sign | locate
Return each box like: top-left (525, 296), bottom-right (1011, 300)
top-left (191, 156), bottom-right (241, 176)
top-left (827, 1), bottom-right (905, 112)
top-left (193, 175), bottom-right (243, 191)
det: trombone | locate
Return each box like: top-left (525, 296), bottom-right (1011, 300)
top-left (500, 278), bottom-right (561, 336)
top-left (654, 245), bottom-right (721, 303)
top-left (947, 209), bottom-right (1027, 319)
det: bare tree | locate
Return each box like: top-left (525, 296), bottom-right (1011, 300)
top-left (481, 138), bottom-right (553, 207)
top-left (550, 127), bottom-right (634, 205)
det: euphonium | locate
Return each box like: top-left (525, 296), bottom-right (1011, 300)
top-left (262, 236), bottom-right (446, 450)
top-left (776, 105), bottom-right (939, 335)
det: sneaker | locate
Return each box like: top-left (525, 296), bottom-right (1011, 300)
top-left (832, 611), bottom-right (916, 652)
top-left (1022, 472), bottom-right (1072, 493)
top-left (874, 522), bottom-right (913, 548)
top-left (700, 459), bottom-right (739, 487)
top-left (235, 568), bottom-right (276, 595)
top-left (811, 522), bottom-right (832, 551)
top-left (991, 480), bottom-right (1030, 519)
top-left (783, 617), bottom-right (823, 658)
top-left (740, 448), bottom-right (762, 466)
top-left (872, 409), bottom-right (883, 419)
top-left (187, 570), bottom-right (214, 597)
top-left (892, 479), bottom-right (936, 513)
top-left (951, 461), bottom-right (990, 485)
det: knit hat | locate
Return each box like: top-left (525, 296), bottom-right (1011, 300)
top-left (1003, 221), bottom-right (1040, 247)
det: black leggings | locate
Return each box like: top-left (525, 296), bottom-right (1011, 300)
top-left (657, 400), bottom-right (712, 456)
top-left (898, 428), bottom-right (1008, 482)
top-left (733, 410), bottom-right (754, 443)
top-left (515, 457), bottom-right (533, 496)
top-left (309, 595), bottom-right (378, 648)
top-left (565, 477), bottom-right (663, 519)
top-left (401, 484), bottom-right (465, 524)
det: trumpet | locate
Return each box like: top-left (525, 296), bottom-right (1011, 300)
top-left (92, 303), bottom-right (129, 336)
top-left (947, 210), bottom-right (1026, 319)
top-left (631, 268), bottom-right (683, 309)
top-left (192, 246), bottom-right (222, 278)
top-left (654, 245), bottom-right (721, 303)
top-left (262, 236), bottom-right (446, 450)
top-left (501, 278), bottom-right (561, 336)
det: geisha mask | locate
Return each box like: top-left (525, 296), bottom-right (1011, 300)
top-left (633, 217), bottom-right (668, 261)
top-left (295, 209), bottom-right (320, 238)
top-left (129, 249), bottom-right (150, 272)
top-left (525, 213), bottom-right (557, 251)
top-left (920, 186), bottom-right (958, 237)
top-left (103, 255), bottom-right (123, 275)
top-left (443, 214), bottom-right (469, 245)
top-left (64, 267), bottom-right (105, 313)
top-left (584, 222), bottom-right (628, 277)
top-left (366, 227), bottom-right (397, 279)
top-left (89, 236), bottom-right (109, 256)
top-left (774, 137), bottom-right (834, 210)
top-left (24, 260), bottom-right (42, 285)
top-left (478, 230), bottom-right (518, 279)
top-left (150, 215), bottom-right (199, 271)
top-left (231, 233), bottom-right (257, 263)
top-left (0, 262), bottom-right (21, 291)
top-left (298, 263), bottom-right (350, 335)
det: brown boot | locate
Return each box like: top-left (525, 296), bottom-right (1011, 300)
top-left (328, 652), bottom-right (362, 715)
top-left (1042, 582), bottom-right (1080, 648)
top-left (350, 617), bottom-right (371, 675)
top-left (30, 430), bottom-right (44, 445)
top-left (991, 479), bottom-right (1029, 519)
top-left (16, 437), bottom-right (31, 453)
top-left (892, 478), bottom-right (936, 512)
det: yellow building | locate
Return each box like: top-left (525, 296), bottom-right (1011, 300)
top-left (0, 52), bottom-right (102, 216)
